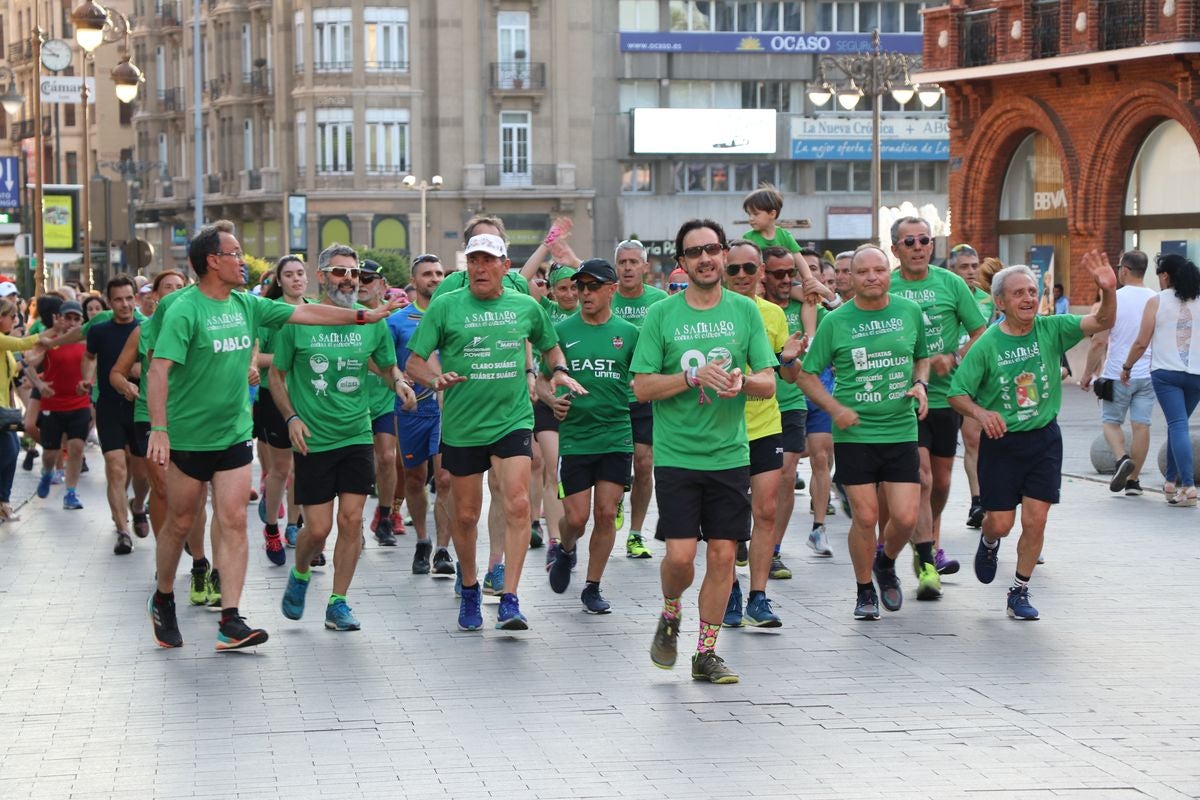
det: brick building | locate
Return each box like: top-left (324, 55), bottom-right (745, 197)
top-left (919, 0), bottom-right (1200, 304)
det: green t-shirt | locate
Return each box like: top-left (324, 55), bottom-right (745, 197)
top-left (743, 228), bottom-right (800, 253)
top-left (959, 286), bottom-right (995, 346)
top-left (134, 286), bottom-right (194, 423)
top-left (612, 284), bottom-right (668, 403)
top-left (630, 289), bottom-right (775, 470)
top-left (408, 287), bottom-right (557, 447)
top-left (801, 297), bottom-right (929, 444)
top-left (154, 290), bottom-right (294, 450)
top-left (539, 296), bottom-right (578, 325)
top-left (949, 315), bottom-right (1084, 433)
top-left (28, 319), bottom-right (44, 336)
top-left (774, 299), bottom-right (807, 413)
top-left (273, 314), bottom-right (396, 452)
top-left (888, 265), bottom-right (986, 409)
top-left (432, 269), bottom-right (530, 300)
top-left (547, 313), bottom-right (640, 456)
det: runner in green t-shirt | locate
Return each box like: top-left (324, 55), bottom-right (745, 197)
top-left (631, 219), bottom-right (776, 685)
top-left (146, 223), bottom-right (403, 654)
top-left (538, 259), bottom-right (640, 613)
top-left (798, 245), bottom-right (930, 622)
top-left (949, 254), bottom-right (1116, 621)
top-left (887, 216), bottom-right (987, 598)
top-left (611, 239), bottom-right (670, 560)
top-left (405, 233), bottom-right (585, 633)
top-left (275, 245), bottom-right (416, 633)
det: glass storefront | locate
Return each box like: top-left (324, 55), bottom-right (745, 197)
top-left (998, 132), bottom-right (1070, 300)
top-left (1123, 120), bottom-right (1200, 290)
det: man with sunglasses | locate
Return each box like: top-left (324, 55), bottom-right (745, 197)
top-left (146, 225), bottom-right (404, 651)
top-left (888, 216), bottom-right (986, 600)
top-left (405, 234), bottom-right (585, 631)
top-left (633, 219), bottom-right (776, 684)
top-left (611, 239), bottom-right (669, 560)
top-left (388, 253), bottom-right (455, 575)
top-left (666, 268), bottom-right (689, 295)
top-left (541, 259), bottom-right (640, 612)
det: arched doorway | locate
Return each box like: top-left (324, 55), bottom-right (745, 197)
top-left (998, 132), bottom-right (1070, 305)
top-left (1123, 120), bottom-right (1200, 289)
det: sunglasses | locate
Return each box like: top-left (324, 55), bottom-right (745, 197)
top-left (950, 243), bottom-right (975, 253)
top-left (412, 254), bottom-right (440, 266)
top-left (766, 268), bottom-right (798, 280)
top-left (576, 281), bottom-right (605, 293)
top-left (681, 243), bottom-right (724, 259)
top-left (360, 274), bottom-right (382, 284)
top-left (900, 235), bottom-right (932, 247)
top-left (725, 262), bottom-right (759, 276)
top-left (322, 266), bottom-right (360, 279)
top-left (668, 282), bottom-right (689, 291)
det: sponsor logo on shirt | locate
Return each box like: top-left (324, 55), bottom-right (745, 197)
top-left (612, 337), bottom-right (624, 350)
top-left (314, 331), bottom-right (364, 345)
top-left (464, 310), bottom-right (519, 329)
top-left (673, 320), bottom-right (736, 340)
top-left (336, 376), bottom-right (361, 393)
top-left (850, 318), bottom-right (905, 339)
top-left (995, 341), bottom-right (1041, 367)
top-left (205, 311), bottom-right (248, 332)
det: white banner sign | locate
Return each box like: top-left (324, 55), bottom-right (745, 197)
top-left (40, 76), bottom-right (96, 105)
top-left (633, 108), bottom-right (777, 155)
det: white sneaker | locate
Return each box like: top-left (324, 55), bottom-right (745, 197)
top-left (807, 524), bottom-right (833, 557)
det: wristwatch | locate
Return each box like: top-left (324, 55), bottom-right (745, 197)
top-left (912, 379), bottom-right (929, 390)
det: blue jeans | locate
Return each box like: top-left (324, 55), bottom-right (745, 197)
top-left (1151, 369), bottom-right (1200, 486)
top-left (0, 430), bottom-right (18, 503)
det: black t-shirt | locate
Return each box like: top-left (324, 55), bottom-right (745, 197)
top-left (86, 317), bottom-right (140, 409)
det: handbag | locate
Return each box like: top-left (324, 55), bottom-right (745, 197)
top-left (0, 406), bottom-right (23, 432)
top-left (1092, 377), bottom-right (1115, 402)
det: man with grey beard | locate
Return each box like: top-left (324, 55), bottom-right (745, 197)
top-left (273, 243), bottom-right (417, 632)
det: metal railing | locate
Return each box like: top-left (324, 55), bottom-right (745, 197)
top-left (1099, 0), bottom-right (1144, 51)
top-left (248, 68), bottom-right (273, 96)
top-left (205, 174), bottom-right (221, 194)
top-left (1032, 1), bottom-right (1060, 59)
top-left (158, 87), bottom-right (183, 111)
top-left (247, 169), bottom-right (262, 191)
top-left (154, 0), bottom-right (181, 26)
top-left (490, 61), bottom-right (546, 91)
top-left (313, 60), bottom-right (353, 73)
top-left (365, 60), bottom-right (409, 72)
top-left (6, 40), bottom-right (32, 64)
top-left (159, 179), bottom-right (174, 199)
top-left (483, 163), bottom-right (556, 187)
top-left (206, 77), bottom-right (225, 100)
top-left (959, 11), bottom-right (996, 68)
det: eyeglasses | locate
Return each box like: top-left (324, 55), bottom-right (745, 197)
top-left (725, 262), bottom-right (759, 276)
top-left (322, 266), bottom-right (360, 279)
top-left (668, 282), bottom-right (689, 291)
top-left (900, 236), bottom-right (932, 248)
top-left (681, 243), bottom-right (724, 259)
top-left (360, 274), bottom-right (383, 284)
top-left (412, 254), bottom-right (440, 266)
top-left (617, 239), bottom-right (644, 249)
top-left (576, 281), bottom-right (605, 293)
top-left (214, 250), bottom-right (244, 260)
top-left (765, 268), bottom-right (798, 280)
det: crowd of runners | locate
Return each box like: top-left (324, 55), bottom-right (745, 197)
top-left (3, 182), bottom-right (1139, 683)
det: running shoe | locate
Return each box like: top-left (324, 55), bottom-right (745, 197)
top-left (284, 523), bottom-right (299, 548)
top-left (281, 572), bottom-right (309, 620)
top-left (580, 584), bottom-right (611, 614)
top-left (189, 566), bottom-right (210, 605)
top-left (62, 489), bottom-right (83, 510)
top-left (459, 581), bottom-right (483, 631)
top-left (36, 471), bottom-right (51, 499)
top-left (854, 586), bottom-right (880, 620)
top-left (496, 593), bottom-right (528, 631)
top-left (967, 497), bottom-right (984, 529)
top-left (872, 553), bottom-right (903, 612)
top-left (216, 615), bottom-right (269, 651)
top-left (735, 540), bottom-right (749, 567)
top-left (1037, 552), bottom-right (1045, 565)
top-left (1110, 455), bottom-right (1135, 493)
top-left (454, 562), bottom-right (463, 597)
top-left (974, 535), bottom-right (1000, 584)
top-left (650, 614), bottom-right (679, 669)
top-left (614, 497), bottom-right (624, 530)
top-left (132, 509), bottom-right (150, 539)
top-left (548, 542), bottom-right (573, 593)
top-left (374, 515), bottom-right (397, 547)
top-left (325, 599), bottom-right (361, 631)
top-left (412, 540), bottom-right (432, 574)
top-left (148, 594), bottom-right (183, 648)
top-left (529, 521), bottom-right (544, 549)
top-left (264, 528), bottom-right (286, 566)
top-left (52, 469), bottom-right (64, 485)
top-left (916, 562), bottom-right (943, 601)
top-left (113, 531), bottom-right (133, 555)
top-left (626, 533), bottom-right (652, 559)
top-left (483, 564), bottom-right (505, 596)
top-left (723, 580), bottom-right (744, 628)
top-left (807, 524), bottom-right (833, 557)
top-left (206, 571), bottom-right (222, 607)
top-left (769, 554), bottom-right (792, 579)
top-left (311, 552), bottom-right (326, 568)
top-left (743, 593), bottom-right (782, 628)
top-left (80, 458), bottom-right (88, 474)
top-left (826, 500), bottom-right (837, 516)
top-left (432, 548), bottom-right (455, 576)
top-left (794, 474), bottom-right (806, 491)
top-left (691, 651), bottom-right (739, 684)
top-left (257, 492), bottom-right (268, 524)
top-left (390, 511), bottom-right (406, 535)
top-left (545, 539), bottom-right (560, 570)
top-left (1006, 586), bottom-right (1039, 620)
top-left (21, 448), bottom-right (36, 471)
top-left (935, 548), bottom-right (960, 575)
top-left (1125, 480), bottom-right (1144, 496)
top-left (369, 506), bottom-right (382, 533)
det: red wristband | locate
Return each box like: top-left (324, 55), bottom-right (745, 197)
top-left (356, 309), bottom-right (366, 325)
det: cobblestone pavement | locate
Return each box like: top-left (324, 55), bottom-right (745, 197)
top-left (1, 389), bottom-right (1195, 799)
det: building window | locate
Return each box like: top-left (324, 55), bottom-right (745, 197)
top-left (498, 11), bottom-right (529, 64)
top-left (619, 0), bottom-right (659, 30)
top-left (66, 152), bottom-right (78, 185)
top-left (158, 132), bottom-right (168, 169)
top-left (294, 11), bottom-right (304, 71)
top-left (619, 80), bottom-right (659, 112)
top-left (741, 80), bottom-right (799, 112)
top-left (365, 108), bottom-right (409, 174)
top-left (880, 161), bottom-right (937, 192)
top-left (668, 80), bottom-right (740, 109)
top-left (813, 160), bottom-right (938, 192)
top-left (119, 101), bottom-right (133, 126)
top-left (621, 162), bottom-right (654, 193)
top-left (672, 161), bottom-right (779, 193)
top-left (817, 1), bottom-right (927, 33)
top-left (670, 1), bottom-right (803, 31)
top-left (499, 110), bottom-right (531, 185)
top-left (364, 7), bottom-right (408, 71)
top-left (243, 119), bottom-right (254, 171)
top-left (295, 111), bottom-right (307, 171)
top-left (315, 108), bottom-right (353, 173)
top-left (814, 160), bottom-right (871, 192)
top-left (241, 23), bottom-right (252, 82)
top-left (314, 8), bottom-right (352, 72)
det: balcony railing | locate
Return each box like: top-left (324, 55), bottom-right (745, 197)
top-left (365, 60), bottom-right (409, 72)
top-left (959, 11), bottom-right (996, 68)
top-left (1032, 1), bottom-right (1060, 59)
top-left (206, 77), bottom-right (227, 100)
top-left (313, 61), bottom-right (352, 73)
top-left (1099, 0), bottom-right (1144, 51)
top-left (7, 40), bottom-right (33, 64)
top-left (153, 0), bottom-right (181, 27)
top-left (158, 87), bottom-right (183, 111)
top-left (490, 61), bottom-right (546, 91)
top-left (247, 69), bottom-right (273, 97)
top-left (205, 174), bottom-right (221, 194)
top-left (159, 179), bottom-right (174, 199)
top-left (483, 163), bottom-right (556, 187)
top-left (7, 120), bottom-right (34, 142)
top-left (247, 169), bottom-right (262, 191)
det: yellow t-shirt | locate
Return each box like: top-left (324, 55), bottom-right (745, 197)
top-left (745, 295), bottom-right (786, 441)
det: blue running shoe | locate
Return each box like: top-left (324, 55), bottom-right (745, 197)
top-left (281, 571), bottom-right (309, 620)
top-left (454, 561), bottom-right (463, 597)
top-left (1006, 586), bottom-right (1039, 620)
top-left (483, 564), bottom-right (505, 596)
top-left (52, 469), bottom-right (64, 485)
top-left (458, 584), bottom-right (483, 631)
top-left (36, 472), bottom-right (52, 499)
top-left (62, 489), bottom-right (83, 510)
top-left (325, 599), bottom-right (361, 631)
top-left (580, 583), bottom-right (611, 614)
top-left (284, 523), bottom-right (299, 548)
top-left (723, 579), bottom-right (744, 628)
top-left (974, 535), bottom-right (1000, 584)
top-left (743, 593), bottom-right (782, 628)
top-left (548, 543), bottom-right (573, 593)
top-left (496, 593), bottom-right (528, 630)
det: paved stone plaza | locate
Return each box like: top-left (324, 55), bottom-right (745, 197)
top-left (1, 390), bottom-right (1196, 800)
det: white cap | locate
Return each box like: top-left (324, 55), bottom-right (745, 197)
top-left (0, 282), bottom-right (17, 297)
top-left (464, 233), bottom-right (507, 258)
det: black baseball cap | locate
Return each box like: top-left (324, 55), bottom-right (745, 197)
top-left (574, 258), bottom-right (617, 285)
top-left (359, 258), bottom-right (383, 277)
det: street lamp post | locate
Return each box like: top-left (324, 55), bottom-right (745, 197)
top-left (401, 174), bottom-right (443, 256)
top-left (807, 29), bottom-right (943, 244)
top-left (98, 158), bottom-right (165, 267)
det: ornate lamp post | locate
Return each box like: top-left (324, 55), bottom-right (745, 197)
top-left (402, 174), bottom-right (443, 256)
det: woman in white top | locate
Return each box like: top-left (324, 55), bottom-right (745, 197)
top-left (1123, 253), bottom-right (1200, 506)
